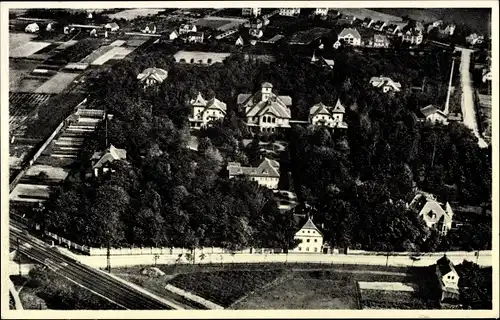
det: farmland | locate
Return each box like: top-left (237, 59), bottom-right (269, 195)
top-left (337, 8), bottom-right (403, 22)
top-left (34, 72), bottom-right (80, 94)
top-left (10, 41), bottom-right (52, 58)
top-left (106, 8), bottom-right (166, 20)
top-left (195, 18), bottom-right (232, 30)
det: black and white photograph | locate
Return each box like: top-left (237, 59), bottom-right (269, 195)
top-left (1, 1), bottom-right (498, 317)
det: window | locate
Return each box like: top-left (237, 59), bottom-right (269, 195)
top-left (314, 248), bottom-right (318, 252)
top-left (298, 247), bottom-right (301, 251)
top-left (447, 275), bottom-right (451, 279)
top-left (207, 58), bottom-right (212, 64)
top-left (306, 247), bottom-right (309, 251)
top-left (314, 239), bottom-right (317, 242)
top-left (306, 239), bottom-right (310, 243)
top-left (190, 58), bottom-right (195, 63)
top-left (307, 230), bottom-right (310, 233)
top-left (180, 58), bottom-right (186, 63)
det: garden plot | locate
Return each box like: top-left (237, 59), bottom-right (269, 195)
top-left (12, 77), bottom-right (47, 93)
top-left (10, 42), bottom-right (52, 58)
top-left (10, 184), bottom-right (51, 202)
top-left (79, 46), bottom-right (116, 64)
top-left (110, 40), bottom-right (126, 47)
top-left (90, 47), bottom-right (134, 65)
top-left (24, 164), bottom-right (70, 181)
top-left (34, 72), bottom-right (79, 94)
top-left (125, 38), bottom-right (149, 47)
top-left (54, 40), bottom-right (78, 51)
top-left (9, 33), bottom-right (36, 51)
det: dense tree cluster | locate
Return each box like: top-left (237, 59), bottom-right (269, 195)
top-left (40, 44), bottom-right (490, 252)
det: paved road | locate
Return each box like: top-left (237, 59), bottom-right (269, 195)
top-left (457, 48), bottom-right (488, 148)
top-left (9, 225), bottom-right (181, 310)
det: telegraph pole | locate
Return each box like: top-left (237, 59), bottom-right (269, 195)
top-left (106, 236), bottom-right (111, 273)
top-left (17, 238), bottom-right (22, 277)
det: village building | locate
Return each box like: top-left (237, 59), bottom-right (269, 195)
top-left (91, 145), bottom-right (127, 177)
top-left (227, 158), bottom-right (280, 189)
top-left (234, 36), bottom-right (245, 46)
top-left (361, 18), bottom-right (375, 28)
top-left (408, 192), bottom-right (454, 236)
top-left (315, 8), bottom-right (329, 16)
top-left (369, 76), bottom-right (402, 93)
top-left (336, 15), bottom-right (356, 26)
top-left (179, 24), bottom-right (197, 35)
top-left (249, 28), bottom-right (264, 39)
top-left (367, 34), bottom-right (390, 48)
top-left (371, 21), bottom-right (387, 31)
top-left (273, 190), bottom-right (299, 212)
top-left (242, 8), bottom-right (261, 17)
top-left (167, 30), bottom-right (179, 40)
top-left (238, 82), bottom-right (293, 133)
top-left (401, 28), bottom-right (423, 45)
top-left (435, 255), bottom-right (460, 302)
top-left (188, 92), bottom-right (227, 129)
top-left (439, 24), bottom-right (456, 36)
top-left (419, 105), bottom-right (448, 124)
top-left (186, 31), bottom-right (204, 43)
top-left (337, 28), bottom-right (362, 46)
top-left (104, 22), bottom-right (119, 32)
top-left (279, 8), bottom-right (301, 16)
top-left (291, 217), bottom-right (324, 253)
top-left (466, 33), bottom-right (484, 45)
top-left (427, 19), bottom-right (443, 33)
top-left (385, 24), bottom-right (401, 35)
top-left (136, 68), bottom-right (168, 88)
top-left (25, 23), bottom-right (39, 33)
top-left (173, 51), bottom-right (231, 65)
top-left (309, 100), bottom-right (348, 129)
top-left (142, 24), bottom-right (157, 34)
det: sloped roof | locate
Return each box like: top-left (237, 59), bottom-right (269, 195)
top-left (246, 97), bottom-right (291, 119)
top-left (309, 102), bottom-right (331, 117)
top-left (92, 145), bottom-right (127, 169)
top-left (332, 99), bottom-right (345, 113)
top-left (420, 105), bottom-right (446, 118)
top-left (338, 28), bottom-right (361, 39)
top-left (369, 76), bottom-right (402, 90)
top-left (137, 68), bottom-right (168, 83)
top-left (190, 92), bottom-right (208, 106)
top-left (436, 255), bottom-right (456, 277)
top-left (227, 157), bottom-right (280, 178)
top-left (374, 34), bottom-right (388, 42)
top-left (205, 97), bottom-right (227, 113)
top-left (299, 217), bottom-right (323, 236)
top-left (262, 82), bottom-right (273, 88)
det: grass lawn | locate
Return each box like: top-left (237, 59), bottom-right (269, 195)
top-left (232, 277), bottom-right (359, 309)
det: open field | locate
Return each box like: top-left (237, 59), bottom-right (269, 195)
top-left (90, 47), bottom-right (133, 65)
top-left (24, 164), bottom-right (70, 181)
top-left (359, 289), bottom-right (435, 309)
top-left (10, 183), bottom-right (51, 202)
top-left (233, 277), bottom-right (359, 309)
top-left (195, 18), bottom-right (232, 30)
top-left (289, 27), bottom-right (331, 44)
top-left (79, 46), bottom-right (116, 64)
top-left (10, 41), bottom-right (52, 58)
top-left (34, 72), bottom-right (80, 94)
top-left (358, 281), bottom-right (416, 292)
top-left (338, 8), bottom-right (403, 22)
top-left (9, 32), bottom-right (36, 50)
top-left (106, 8), bottom-right (165, 20)
top-left (9, 59), bottom-right (41, 90)
top-left (12, 77), bottom-right (47, 93)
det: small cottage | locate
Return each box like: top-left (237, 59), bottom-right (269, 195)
top-left (435, 255), bottom-right (460, 302)
top-left (25, 23), bottom-right (39, 33)
top-left (137, 67), bottom-right (168, 88)
top-left (291, 217), bottom-right (324, 253)
top-left (369, 76), bottom-right (402, 93)
top-left (227, 158), bottom-right (280, 189)
top-left (91, 145), bottom-right (127, 177)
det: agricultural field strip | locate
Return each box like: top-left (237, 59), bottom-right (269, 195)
top-left (10, 42), bottom-right (52, 58)
top-left (79, 46), bottom-right (116, 64)
top-left (91, 47), bottom-right (134, 65)
top-left (34, 72), bottom-right (79, 94)
top-left (358, 281), bottom-right (416, 292)
top-left (106, 8), bottom-right (165, 20)
top-left (9, 33), bottom-right (37, 50)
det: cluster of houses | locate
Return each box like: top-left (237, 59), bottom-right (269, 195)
top-left (167, 23), bottom-right (205, 43)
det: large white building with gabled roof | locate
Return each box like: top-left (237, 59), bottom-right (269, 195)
top-left (188, 92), bottom-right (227, 129)
top-left (309, 99), bottom-right (348, 129)
top-left (237, 82), bottom-right (293, 133)
top-left (292, 217), bottom-right (324, 253)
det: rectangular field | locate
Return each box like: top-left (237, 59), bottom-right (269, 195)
top-left (34, 72), bottom-right (79, 94)
top-left (337, 8), bottom-right (403, 22)
top-left (79, 46), bottom-right (116, 64)
top-left (195, 18), bottom-right (232, 30)
top-left (358, 281), bottom-right (416, 292)
top-left (233, 278), bottom-right (359, 309)
top-left (10, 42), bottom-right (52, 58)
top-left (359, 289), bottom-right (432, 309)
top-left (90, 47), bottom-right (133, 65)
top-left (106, 8), bottom-right (165, 20)
top-left (11, 77), bottom-right (47, 93)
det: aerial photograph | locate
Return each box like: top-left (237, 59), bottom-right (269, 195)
top-left (3, 2), bottom-right (495, 314)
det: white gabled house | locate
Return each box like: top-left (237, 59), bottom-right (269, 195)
top-left (238, 82), bottom-right (293, 133)
top-left (188, 92), bottom-right (227, 129)
top-left (279, 8), bottom-right (301, 16)
top-left (309, 99), bottom-right (348, 129)
top-left (315, 8), bottom-right (329, 16)
top-left (227, 157), bottom-right (280, 189)
top-left (369, 76), bottom-right (402, 93)
top-left (91, 145), bottom-right (127, 177)
top-left (242, 8), bottom-right (261, 17)
top-left (25, 23), bottom-right (39, 33)
top-left (291, 217), bottom-right (324, 253)
top-left (419, 105), bottom-right (448, 124)
top-left (235, 36), bottom-right (245, 46)
top-left (137, 67), bottom-right (168, 88)
top-left (337, 28), bottom-right (362, 46)
top-left (408, 192), bottom-right (454, 236)
top-left (105, 22), bottom-right (119, 32)
top-left (179, 24), bottom-right (197, 35)
top-left (435, 255), bottom-right (460, 302)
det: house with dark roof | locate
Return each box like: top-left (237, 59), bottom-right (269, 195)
top-left (369, 76), bottom-right (402, 93)
top-left (188, 92), bottom-right (226, 129)
top-left (238, 82), bottom-right (293, 133)
top-left (91, 145), bottom-right (127, 177)
top-left (309, 99), bottom-right (348, 129)
top-left (227, 157), bottom-right (280, 189)
top-left (419, 105), bottom-right (448, 124)
top-left (408, 192), bottom-right (454, 235)
top-left (435, 255), bottom-right (460, 302)
top-left (367, 34), bottom-right (390, 48)
top-left (291, 217), bottom-right (324, 253)
top-left (337, 28), bottom-right (362, 46)
top-left (385, 24), bottom-right (401, 35)
top-left (361, 17), bottom-right (375, 28)
top-left (371, 21), bottom-right (387, 31)
top-left (137, 67), bottom-right (168, 88)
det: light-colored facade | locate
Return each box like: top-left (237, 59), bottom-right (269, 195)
top-left (401, 30), bottom-right (423, 45)
top-left (25, 23), bottom-right (39, 33)
top-left (369, 76), bottom-right (402, 93)
top-left (409, 193), bottom-right (454, 236)
top-left (91, 145), bottom-right (127, 177)
top-left (315, 8), bottom-right (329, 16)
top-left (188, 92), bottom-right (227, 129)
top-left (482, 68), bottom-right (492, 82)
top-left (292, 218), bottom-right (324, 253)
top-left (242, 8), bottom-right (261, 16)
top-left (466, 33), bottom-right (484, 45)
top-left (435, 256), bottom-right (460, 301)
top-left (227, 158), bottom-right (280, 189)
top-left (420, 105), bottom-right (448, 124)
top-left (337, 28), bottom-right (362, 46)
top-left (368, 34), bottom-right (390, 48)
top-left (136, 68), bottom-right (168, 88)
top-left (279, 8), bottom-right (301, 16)
top-left (179, 24), bottom-right (197, 35)
top-left (238, 82), bottom-right (292, 132)
top-left (309, 100), bottom-right (348, 129)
